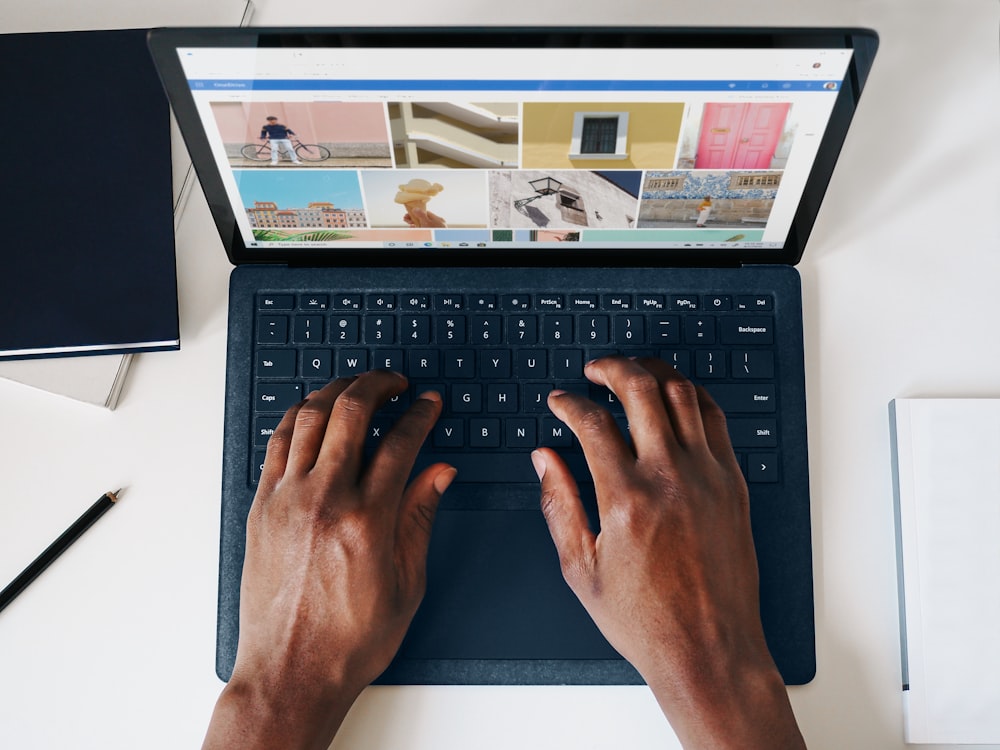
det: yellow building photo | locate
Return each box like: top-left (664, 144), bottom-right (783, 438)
top-left (522, 102), bottom-right (685, 170)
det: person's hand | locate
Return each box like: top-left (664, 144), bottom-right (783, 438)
top-left (402, 206), bottom-right (448, 228)
top-left (203, 371), bottom-right (455, 750)
top-left (534, 357), bottom-right (805, 749)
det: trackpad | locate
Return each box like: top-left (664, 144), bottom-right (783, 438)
top-left (399, 509), bottom-right (620, 660)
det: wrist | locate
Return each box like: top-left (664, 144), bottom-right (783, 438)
top-left (642, 642), bottom-right (804, 749)
top-left (203, 670), bottom-right (363, 750)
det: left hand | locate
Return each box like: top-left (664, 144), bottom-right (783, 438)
top-left (204, 371), bottom-right (455, 749)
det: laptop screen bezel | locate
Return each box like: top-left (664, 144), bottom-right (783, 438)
top-left (148, 26), bottom-right (878, 268)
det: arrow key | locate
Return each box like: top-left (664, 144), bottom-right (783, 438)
top-left (747, 453), bottom-right (779, 483)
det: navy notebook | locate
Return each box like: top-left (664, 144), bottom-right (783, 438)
top-left (0, 29), bottom-right (179, 360)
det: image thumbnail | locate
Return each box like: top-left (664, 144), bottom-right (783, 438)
top-left (362, 170), bottom-right (489, 229)
top-left (678, 103), bottom-right (795, 170)
top-left (211, 101), bottom-right (392, 168)
top-left (637, 171), bottom-right (781, 229)
top-left (388, 102), bottom-right (519, 168)
top-left (491, 170), bottom-right (641, 230)
top-left (522, 102), bottom-right (684, 170)
top-left (234, 169), bottom-right (368, 241)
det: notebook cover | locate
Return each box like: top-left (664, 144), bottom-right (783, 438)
top-left (0, 29), bottom-right (179, 360)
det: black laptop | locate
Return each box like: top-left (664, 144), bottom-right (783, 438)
top-left (148, 26), bottom-right (877, 685)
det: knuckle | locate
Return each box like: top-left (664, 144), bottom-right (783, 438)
top-left (572, 403), bottom-right (615, 437)
top-left (620, 370), bottom-right (661, 397)
top-left (666, 377), bottom-right (699, 404)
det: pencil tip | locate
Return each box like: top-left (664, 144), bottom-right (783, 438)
top-left (110, 487), bottom-right (126, 502)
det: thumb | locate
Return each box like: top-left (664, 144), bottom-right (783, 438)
top-left (396, 463), bottom-right (456, 586)
top-left (532, 449), bottom-right (597, 588)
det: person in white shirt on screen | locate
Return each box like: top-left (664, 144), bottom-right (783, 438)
top-left (200, 357), bottom-right (807, 750)
top-left (259, 116), bottom-right (302, 165)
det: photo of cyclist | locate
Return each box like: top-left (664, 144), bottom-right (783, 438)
top-left (260, 116), bottom-right (302, 165)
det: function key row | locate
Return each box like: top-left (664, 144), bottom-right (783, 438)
top-left (258, 293), bottom-right (773, 313)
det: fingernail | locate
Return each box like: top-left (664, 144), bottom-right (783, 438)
top-left (531, 450), bottom-right (547, 481)
top-left (417, 389), bottom-right (441, 403)
top-left (433, 466), bottom-right (458, 494)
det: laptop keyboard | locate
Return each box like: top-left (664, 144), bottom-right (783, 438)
top-left (252, 291), bottom-right (779, 486)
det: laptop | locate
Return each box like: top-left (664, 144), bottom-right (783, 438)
top-left (148, 26), bottom-right (878, 685)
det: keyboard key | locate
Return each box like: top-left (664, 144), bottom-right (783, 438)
top-left (293, 315), bottom-right (323, 343)
top-left (668, 295), bottom-right (699, 311)
top-left (579, 315), bottom-right (610, 345)
top-left (747, 453), bottom-right (779, 482)
top-left (482, 350), bottom-right (512, 378)
top-left (553, 350), bottom-right (584, 379)
top-left (508, 315), bottom-right (537, 344)
top-left (254, 417), bottom-right (281, 446)
top-left (736, 295), bottom-right (773, 311)
top-left (543, 315), bottom-right (573, 344)
top-left (728, 418), bottom-right (778, 448)
top-left (524, 384), bottom-right (552, 412)
top-left (444, 350), bottom-right (475, 378)
top-left (371, 349), bottom-right (403, 372)
top-left (637, 295), bottom-right (666, 311)
top-left (433, 419), bottom-right (464, 448)
top-left (434, 294), bottom-right (464, 310)
top-left (470, 418), bottom-right (501, 447)
top-left (471, 315), bottom-right (502, 344)
top-left (568, 294), bottom-right (599, 310)
top-left (257, 316), bottom-right (288, 344)
top-left (506, 418), bottom-right (537, 448)
top-left (255, 383), bottom-right (302, 412)
top-left (487, 384), bottom-right (518, 413)
top-left (299, 295), bottom-right (328, 310)
top-left (720, 316), bottom-right (774, 345)
top-left (704, 294), bottom-right (732, 311)
top-left (589, 385), bottom-right (623, 412)
top-left (337, 349), bottom-right (368, 376)
top-left (470, 294), bottom-right (498, 310)
top-left (258, 294), bottom-right (294, 310)
top-left (366, 417), bottom-right (393, 447)
top-left (400, 315), bottom-right (431, 344)
top-left (333, 294), bottom-right (362, 310)
top-left (437, 315), bottom-right (466, 344)
top-left (408, 350), bottom-right (440, 378)
top-left (705, 384), bottom-right (776, 413)
top-left (650, 316), bottom-right (681, 344)
top-left (614, 315), bottom-right (645, 344)
top-left (452, 384), bottom-right (482, 412)
top-left (541, 418), bottom-right (573, 447)
top-left (602, 294), bottom-right (633, 310)
top-left (330, 315), bottom-right (360, 344)
top-left (732, 350), bottom-right (775, 379)
top-left (501, 294), bottom-right (531, 311)
top-left (695, 350), bottom-right (726, 378)
top-left (256, 350), bottom-right (295, 378)
top-left (684, 316), bottom-right (716, 344)
top-left (401, 294), bottom-right (430, 310)
top-left (536, 294), bottom-right (565, 311)
top-left (302, 349), bottom-right (332, 379)
top-left (367, 294), bottom-right (396, 311)
top-left (365, 315), bottom-right (395, 344)
top-left (517, 351), bottom-right (547, 378)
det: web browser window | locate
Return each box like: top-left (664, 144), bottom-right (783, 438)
top-left (177, 47), bottom-right (852, 252)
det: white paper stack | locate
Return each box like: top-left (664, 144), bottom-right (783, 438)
top-left (889, 398), bottom-right (1000, 744)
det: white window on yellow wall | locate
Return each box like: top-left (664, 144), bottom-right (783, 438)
top-left (570, 112), bottom-right (629, 160)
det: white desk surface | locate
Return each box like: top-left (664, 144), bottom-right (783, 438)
top-left (1, 1), bottom-right (998, 748)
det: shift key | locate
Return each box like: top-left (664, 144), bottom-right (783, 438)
top-left (705, 384), bottom-right (776, 413)
top-left (256, 383), bottom-right (303, 412)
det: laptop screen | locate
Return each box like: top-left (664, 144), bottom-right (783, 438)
top-left (152, 28), bottom-right (875, 265)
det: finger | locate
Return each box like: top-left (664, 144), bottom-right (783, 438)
top-left (394, 462), bottom-right (456, 601)
top-left (257, 398), bottom-right (307, 494)
top-left (533, 448), bottom-right (597, 594)
top-left (283, 378), bottom-right (355, 475)
top-left (316, 370), bottom-right (409, 479)
top-left (635, 357), bottom-right (711, 450)
top-left (694, 384), bottom-right (739, 468)
top-left (546, 389), bottom-right (634, 499)
top-left (364, 390), bottom-right (444, 503)
top-left (582, 356), bottom-right (677, 459)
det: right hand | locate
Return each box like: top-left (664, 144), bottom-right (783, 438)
top-left (534, 357), bottom-right (805, 749)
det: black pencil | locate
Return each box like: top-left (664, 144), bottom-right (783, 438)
top-left (0, 489), bottom-right (122, 613)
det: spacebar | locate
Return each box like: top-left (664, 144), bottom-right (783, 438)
top-left (414, 453), bottom-right (591, 483)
